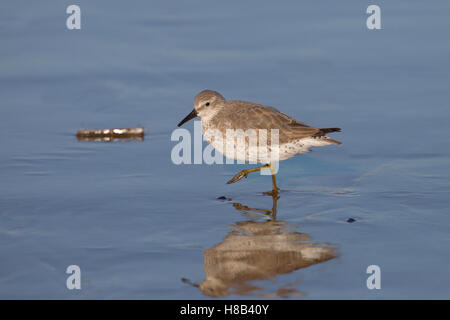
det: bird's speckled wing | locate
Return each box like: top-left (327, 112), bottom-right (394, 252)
top-left (212, 101), bottom-right (320, 143)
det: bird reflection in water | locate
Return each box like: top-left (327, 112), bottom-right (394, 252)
top-left (183, 194), bottom-right (337, 298)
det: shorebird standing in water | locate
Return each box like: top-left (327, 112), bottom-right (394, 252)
top-left (177, 90), bottom-right (341, 195)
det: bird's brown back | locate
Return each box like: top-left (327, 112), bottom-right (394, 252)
top-left (209, 100), bottom-right (320, 144)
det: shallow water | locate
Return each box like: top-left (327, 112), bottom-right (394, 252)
top-left (1, 1), bottom-right (450, 299)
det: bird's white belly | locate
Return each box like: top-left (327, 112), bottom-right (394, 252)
top-left (201, 120), bottom-right (334, 163)
top-left (278, 137), bottom-right (335, 159)
top-left (206, 135), bottom-right (334, 163)
top-left (205, 134), bottom-right (269, 163)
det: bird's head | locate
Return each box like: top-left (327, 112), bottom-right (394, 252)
top-left (177, 90), bottom-right (226, 127)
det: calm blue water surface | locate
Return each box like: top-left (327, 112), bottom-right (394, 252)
top-left (1, 1), bottom-right (449, 299)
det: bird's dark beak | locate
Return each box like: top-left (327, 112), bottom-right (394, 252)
top-left (177, 109), bottom-right (198, 127)
top-left (181, 277), bottom-right (199, 288)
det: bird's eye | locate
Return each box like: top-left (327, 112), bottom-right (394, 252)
top-left (205, 102), bottom-right (210, 107)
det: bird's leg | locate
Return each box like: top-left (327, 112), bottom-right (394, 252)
top-left (270, 191), bottom-right (279, 221)
top-left (268, 163), bottom-right (280, 196)
top-left (226, 164), bottom-right (271, 184)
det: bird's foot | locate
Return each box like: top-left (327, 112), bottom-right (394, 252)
top-left (263, 188), bottom-right (280, 198)
top-left (226, 170), bottom-right (249, 184)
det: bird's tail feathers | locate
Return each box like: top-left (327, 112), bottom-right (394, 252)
top-left (324, 137), bottom-right (342, 145)
top-left (316, 128), bottom-right (342, 145)
top-left (319, 127), bottom-right (341, 134)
